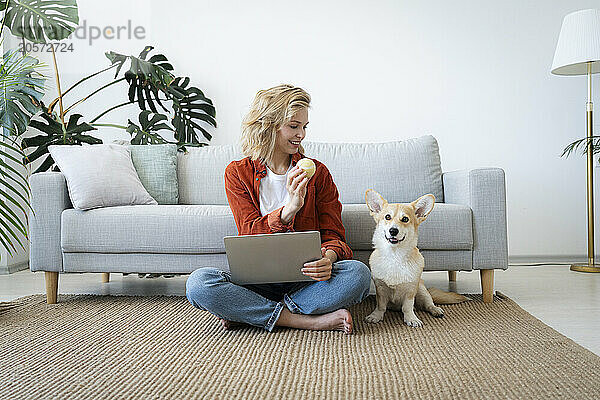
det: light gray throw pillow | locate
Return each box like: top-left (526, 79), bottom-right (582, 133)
top-left (48, 144), bottom-right (158, 210)
top-left (126, 144), bottom-right (179, 204)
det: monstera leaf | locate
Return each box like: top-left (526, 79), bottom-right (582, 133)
top-left (22, 111), bottom-right (101, 173)
top-left (168, 77), bottom-right (216, 145)
top-left (106, 46), bottom-right (174, 113)
top-left (0, 49), bottom-right (45, 135)
top-left (0, 137), bottom-right (32, 256)
top-left (2, 0), bottom-right (79, 43)
top-left (126, 110), bottom-right (175, 145)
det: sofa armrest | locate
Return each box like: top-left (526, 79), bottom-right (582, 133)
top-left (28, 172), bottom-right (72, 272)
top-left (442, 168), bottom-right (508, 270)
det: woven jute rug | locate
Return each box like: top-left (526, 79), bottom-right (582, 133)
top-left (1, 292), bottom-right (599, 400)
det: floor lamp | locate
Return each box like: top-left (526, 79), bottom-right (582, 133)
top-left (551, 9), bottom-right (600, 272)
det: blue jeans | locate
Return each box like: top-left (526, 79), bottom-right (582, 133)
top-left (185, 259), bottom-right (372, 332)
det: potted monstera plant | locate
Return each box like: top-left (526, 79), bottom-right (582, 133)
top-left (22, 45), bottom-right (217, 173)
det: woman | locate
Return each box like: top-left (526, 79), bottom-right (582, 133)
top-left (185, 84), bottom-right (371, 334)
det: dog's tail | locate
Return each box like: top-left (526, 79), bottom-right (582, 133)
top-left (427, 287), bottom-right (471, 304)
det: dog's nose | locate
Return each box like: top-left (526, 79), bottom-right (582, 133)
top-left (389, 227), bottom-right (399, 237)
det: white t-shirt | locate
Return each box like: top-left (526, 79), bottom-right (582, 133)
top-left (259, 163), bottom-right (292, 217)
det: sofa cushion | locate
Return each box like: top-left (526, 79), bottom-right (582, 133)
top-left (303, 135), bottom-right (444, 204)
top-left (61, 205), bottom-right (238, 254)
top-left (342, 203), bottom-right (473, 251)
top-left (177, 145), bottom-right (244, 205)
top-left (127, 144), bottom-right (179, 204)
top-left (176, 135), bottom-right (444, 205)
top-left (61, 203), bottom-right (472, 254)
top-left (48, 144), bottom-right (158, 210)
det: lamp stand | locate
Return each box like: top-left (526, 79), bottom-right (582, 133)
top-left (571, 62), bottom-right (600, 273)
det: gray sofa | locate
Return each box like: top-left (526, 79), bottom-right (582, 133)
top-left (28, 135), bottom-right (508, 304)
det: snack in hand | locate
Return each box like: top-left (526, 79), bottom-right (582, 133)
top-left (296, 158), bottom-right (316, 179)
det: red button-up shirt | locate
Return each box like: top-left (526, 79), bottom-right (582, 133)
top-left (224, 151), bottom-right (353, 261)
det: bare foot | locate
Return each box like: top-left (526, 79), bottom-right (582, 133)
top-left (218, 318), bottom-right (244, 330)
top-left (312, 309), bottom-right (353, 334)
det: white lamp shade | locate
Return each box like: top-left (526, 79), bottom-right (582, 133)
top-left (551, 9), bottom-right (600, 76)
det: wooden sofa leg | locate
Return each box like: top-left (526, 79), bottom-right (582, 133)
top-left (101, 273), bottom-right (110, 283)
top-left (480, 269), bottom-right (494, 303)
top-left (448, 271), bottom-right (457, 282)
top-left (45, 271), bottom-right (58, 304)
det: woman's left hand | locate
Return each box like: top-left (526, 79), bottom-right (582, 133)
top-left (302, 247), bottom-right (336, 281)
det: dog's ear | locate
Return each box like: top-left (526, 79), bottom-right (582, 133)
top-left (366, 189), bottom-right (386, 215)
top-left (411, 194), bottom-right (435, 224)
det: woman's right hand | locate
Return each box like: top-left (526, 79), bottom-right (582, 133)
top-left (286, 166), bottom-right (309, 212)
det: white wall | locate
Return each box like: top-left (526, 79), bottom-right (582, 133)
top-left (4, 0), bottom-right (600, 263)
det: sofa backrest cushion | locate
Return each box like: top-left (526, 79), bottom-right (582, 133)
top-left (178, 144), bottom-right (244, 205)
top-left (177, 135), bottom-right (443, 205)
top-left (303, 135), bottom-right (443, 203)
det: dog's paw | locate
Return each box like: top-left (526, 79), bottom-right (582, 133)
top-left (365, 311), bottom-right (384, 323)
top-left (428, 306), bottom-right (444, 318)
top-left (404, 316), bottom-right (423, 327)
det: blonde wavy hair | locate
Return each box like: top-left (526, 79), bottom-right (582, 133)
top-left (240, 84), bottom-right (311, 166)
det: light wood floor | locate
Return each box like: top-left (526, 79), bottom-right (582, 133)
top-left (2, 265), bottom-right (599, 356)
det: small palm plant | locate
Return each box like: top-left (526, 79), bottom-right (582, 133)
top-left (561, 136), bottom-right (600, 159)
top-left (0, 49), bottom-right (45, 257)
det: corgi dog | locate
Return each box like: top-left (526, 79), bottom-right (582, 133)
top-left (365, 189), bottom-right (470, 327)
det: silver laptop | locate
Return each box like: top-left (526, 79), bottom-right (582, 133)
top-left (223, 231), bottom-right (322, 285)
